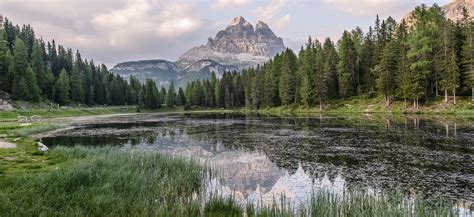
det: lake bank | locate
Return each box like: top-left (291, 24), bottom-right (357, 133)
top-left (0, 146), bottom-right (464, 216)
top-left (0, 110), bottom-right (472, 216)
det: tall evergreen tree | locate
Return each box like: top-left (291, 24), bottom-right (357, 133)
top-left (407, 5), bottom-right (433, 108)
top-left (460, 9), bottom-right (474, 100)
top-left (396, 19), bottom-right (412, 107)
top-left (31, 42), bottom-right (46, 94)
top-left (375, 40), bottom-right (399, 106)
top-left (0, 24), bottom-right (8, 91)
top-left (9, 38), bottom-right (30, 99)
top-left (24, 66), bottom-right (41, 101)
top-left (338, 31), bottom-right (358, 98)
top-left (166, 81), bottom-right (176, 107)
top-left (144, 79), bottom-right (159, 109)
top-left (54, 69), bottom-right (70, 105)
top-left (323, 38), bottom-right (339, 99)
top-left (439, 20), bottom-right (460, 104)
top-left (177, 87), bottom-right (186, 106)
top-left (70, 62), bottom-right (84, 103)
top-left (279, 50), bottom-right (297, 105)
top-left (313, 41), bottom-right (327, 111)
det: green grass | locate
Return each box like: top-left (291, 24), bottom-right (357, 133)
top-left (0, 146), bottom-right (206, 216)
top-left (256, 96), bottom-right (474, 116)
top-left (6, 123), bottom-right (60, 137)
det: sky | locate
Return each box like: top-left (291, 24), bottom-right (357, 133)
top-left (1, 0), bottom-right (451, 67)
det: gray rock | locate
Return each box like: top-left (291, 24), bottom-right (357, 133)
top-left (37, 142), bottom-right (48, 152)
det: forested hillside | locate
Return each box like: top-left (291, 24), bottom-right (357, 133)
top-left (182, 4), bottom-right (474, 110)
top-left (0, 3), bottom-right (473, 111)
top-left (0, 16), bottom-right (147, 106)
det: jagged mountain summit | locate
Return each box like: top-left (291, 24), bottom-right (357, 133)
top-left (111, 16), bottom-right (286, 87)
top-left (177, 16), bottom-right (285, 69)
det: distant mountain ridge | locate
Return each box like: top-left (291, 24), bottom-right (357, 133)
top-left (111, 16), bottom-right (286, 87)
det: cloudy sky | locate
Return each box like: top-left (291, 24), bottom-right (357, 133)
top-left (2, 0), bottom-right (450, 67)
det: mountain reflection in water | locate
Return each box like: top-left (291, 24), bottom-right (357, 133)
top-left (41, 113), bottom-right (473, 212)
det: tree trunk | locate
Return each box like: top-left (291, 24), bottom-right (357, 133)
top-left (445, 89), bottom-right (448, 103)
top-left (404, 98), bottom-right (407, 108)
top-left (413, 99), bottom-right (416, 109)
top-left (319, 96), bottom-right (323, 112)
top-left (435, 79), bottom-right (439, 97)
top-left (453, 89), bottom-right (456, 105)
top-left (445, 123), bottom-right (449, 137)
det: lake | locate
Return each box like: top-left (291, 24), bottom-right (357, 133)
top-left (42, 112), bottom-right (474, 212)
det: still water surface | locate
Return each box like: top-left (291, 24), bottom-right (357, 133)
top-left (42, 113), bottom-right (474, 211)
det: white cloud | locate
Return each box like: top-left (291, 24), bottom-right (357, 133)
top-left (92, 0), bottom-right (201, 48)
top-left (274, 14), bottom-right (290, 31)
top-left (255, 0), bottom-right (289, 22)
top-left (253, 0), bottom-right (290, 31)
top-left (323, 0), bottom-right (417, 16)
top-left (214, 0), bottom-right (250, 8)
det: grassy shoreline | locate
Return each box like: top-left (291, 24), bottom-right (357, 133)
top-left (1, 96), bottom-right (473, 122)
top-left (253, 97), bottom-right (474, 116)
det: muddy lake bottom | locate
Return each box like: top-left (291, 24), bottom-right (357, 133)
top-left (42, 113), bottom-right (474, 213)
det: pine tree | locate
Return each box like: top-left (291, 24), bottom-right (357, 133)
top-left (31, 42), bottom-right (46, 94)
top-left (54, 69), bottom-right (70, 105)
top-left (215, 80), bottom-right (223, 108)
top-left (177, 87), bottom-right (186, 106)
top-left (144, 79), bottom-right (159, 109)
top-left (0, 26), bottom-right (8, 90)
top-left (279, 49), bottom-right (297, 105)
top-left (439, 20), bottom-right (460, 104)
top-left (25, 66), bottom-right (41, 101)
top-left (407, 5), bottom-right (433, 108)
top-left (44, 68), bottom-right (54, 100)
top-left (299, 38), bottom-right (315, 107)
top-left (10, 38), bottom-right (30, 99)
top-left (360, 27), bottom-right (376, 94)
top-left (70, 62), bottom-right (84, 103)
top-left (159, 87), bottom-right (166, 106)
top-left (313, 42), bottom-right (327, 111)
top-left (323, 38), bottom-right (339, 99)
top-left (338, 31), bottom-right (358, 98)
top-left (396, 19), bottom-right (412, 107)
top-left (375, 40), bottom-right (399, 106)
top-left (166, 81), bottom-right (176, 107)
top-left (460, 9), bottom-right (474, 100)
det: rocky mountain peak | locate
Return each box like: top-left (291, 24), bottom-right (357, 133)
top-left (177, 16), bottom-right (285, 70)
top-left (256, 20), bottom-right (270, 29)
top-left (229, 16), bottom-right (250, 26)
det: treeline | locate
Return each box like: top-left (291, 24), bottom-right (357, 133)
top-left (184, 4), bottom-right (474, 110)
top-left (0, 17), bottom-right (140, 106)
